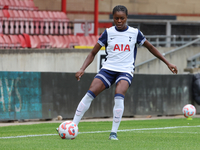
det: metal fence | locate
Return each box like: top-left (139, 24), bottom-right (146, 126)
top-left (136, 38), bottom-right (200, 68)
top-left (187, 53), bottom-right (200, 68)
top-left (146, 35), bottom-right (200, 47)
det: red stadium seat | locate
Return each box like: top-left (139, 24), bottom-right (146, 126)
top-left (13, 0), bottom-right (22, 10)
top-left (60, 36), bottom-right (68, 48)
top-left (85, 36), bottom-right (94, 46)
top-left (0, 36), bottom-right (5, 49)
top-left (18, 34), bottom-right (27, 48)
top-left (28, 11), bottom-right (35, 34)
top-left (65, 35), bottom-right (79, 48)
top-left (47, 11), bottom-right (55, 35)
top-left (2, 0), bottom-right (11, 9)
top-left (72, 35), bottom-right (79, 45)
top-left (55, 12), bottom-right (63, 35)
top-left (52, 12), bottom-right (59, 35)
top-left (24, 0), bottom-right (38, 11)
top-left (76, 36), bottom-right (87, 46)
top-left (29, 35), bottom-right (37, 48)
top-left (9, 35), bottom-right (21, 49)
top-left (23, 33), bottom-right (31, 48)
top-left (2, 10), bottom-right (10, 34)
top-left (23, 10), bottom-right (33, 34)
top-left (7, 10), bottom-right (15, 34)
top-left (30, 0), bottom-right (38, 10)
top-left (54, 36), bottom-right (62, 48)
top-left (8, 0), bottom-right (17, 10)
top-left (0, 1), bottom-right (3, 10)
top-left (1, 0), bottom-right (8, 9)
top-left (18, 10), bottom-right (25, 34)
top-left (23, 10), bottom-right (29, 34)
top-left (59, 12), bottom-right (69, 34)
top-left (54, 36), bottom-right (67, 48)
top-left (38, 35), bottom-right (45, 48)
top-left (13, 35), bottom-right (22, 48)
top-left (38, 11), bottom-right (45, 35)
top-left (91, 35), bottom-right (99, 45)
top-left (0, 0), bottom-right (72, 48)
top-left (54, 11), bottom-right (69, 35)
top-left (9, 35), bottom-right (16, 48)
top-left (12, 10), bottom-right (20, 34)
top-left (42, 35), bottom-right (51, 48)
top-left (0, 10), bottom-right (4, 34)
top-left (32, 11), bottom-right (41, 35)
top-left (48, 35), bottom-right (56, 48)
top-left (63, 36), bottom-right (70, 48)
top-left (2, 35), bottom-right (12, 49)
top-left (38, 35), bottom-right (50, 48)
top-left (33, 35), bottom-right (41, 48)
top-left (42, 11), bottom-right (50, 35)
top-left (18, 0), bottom-right (26, 10)
top-left (24, 0), bottom-right (32, 10)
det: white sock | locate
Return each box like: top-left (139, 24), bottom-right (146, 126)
top-left (73, 90), bottom-right (95, 126)
top-left (111, 94), bottom-right (124, 133)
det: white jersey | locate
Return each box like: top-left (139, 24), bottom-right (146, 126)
top-left (98, 26), bottom-right (146, 76)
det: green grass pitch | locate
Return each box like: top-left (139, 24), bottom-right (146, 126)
top-left (0, 118), bottom-right (200, 150)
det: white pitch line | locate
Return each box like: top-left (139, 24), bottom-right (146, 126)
top-left (0, 134), bottom-right (57, 139)
top-left (0, 125), bottom-right (200, 139)
top-left (79, 125), bottom-right (200, 134)
top-left (134, 131), bottom-right (200, 134)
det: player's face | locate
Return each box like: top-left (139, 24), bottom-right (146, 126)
top-left (113, 11), bottom-right (127, 30)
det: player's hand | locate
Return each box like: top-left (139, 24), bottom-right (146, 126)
top-left (75, 69), bottom-right (85, 81)
top-left (168, 63), bottom-right (178, 74)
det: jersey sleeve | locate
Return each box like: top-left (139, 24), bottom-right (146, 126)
top-left (137, 30), bottom-right (146, 46)
top-left (98, 30), bottom-right (107, 46)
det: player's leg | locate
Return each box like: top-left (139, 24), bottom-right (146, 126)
top-left (109, 73), bottom-right (132, 140)
top-left (73, 78), bottom-right (106, 126)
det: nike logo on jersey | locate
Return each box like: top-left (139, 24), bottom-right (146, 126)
top-left (110, 37), bottom-right (114, 40)
top-left (113, 44), bottom-right (130, 51)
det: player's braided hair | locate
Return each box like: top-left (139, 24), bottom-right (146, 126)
top-left (112, 5), bottom-right (128, 16)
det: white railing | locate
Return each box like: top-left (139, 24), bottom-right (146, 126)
top-left (186, 53), bottom-right (200, 68)
top-left (136, 38), bottom-right (200, 68)
top-left (146, 35), bottom-right (200, 47)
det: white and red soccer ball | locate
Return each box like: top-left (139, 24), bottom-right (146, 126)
top-left (58, 121), bottom-right (78, 140)
top-left (182, 104), bottom-right (196, 118)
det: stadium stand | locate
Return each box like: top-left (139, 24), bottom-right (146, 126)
top-left (0, 0), bottom-right (99, 49)
top-left (0, 0), bottom-right (38, 10)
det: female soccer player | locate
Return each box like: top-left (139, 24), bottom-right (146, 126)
top-left (72, 5), bottom-right (178, 140)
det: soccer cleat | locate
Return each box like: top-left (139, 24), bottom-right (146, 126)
top-left (56, 128), bottom-right (58, 133)
top-left (109, 132), bottom-right (118, 140)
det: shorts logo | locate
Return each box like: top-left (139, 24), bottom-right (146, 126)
top-left (113, 44), bottom-right (130, 51)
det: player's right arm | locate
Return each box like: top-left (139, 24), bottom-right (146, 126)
top-left (75, 43), bottom-right (102, 81)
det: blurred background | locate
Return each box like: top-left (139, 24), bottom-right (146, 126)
top-left (0, 0), bottom-right (199, 121)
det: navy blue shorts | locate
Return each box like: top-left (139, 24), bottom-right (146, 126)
top-left (94, 69), bottom-right (133, 88)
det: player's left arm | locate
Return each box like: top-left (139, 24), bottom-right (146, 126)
top-left (143, 40), bottom-right (178, 74)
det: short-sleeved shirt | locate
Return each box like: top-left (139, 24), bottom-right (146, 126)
top-left (98, 26), bottom-right (146, 76)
